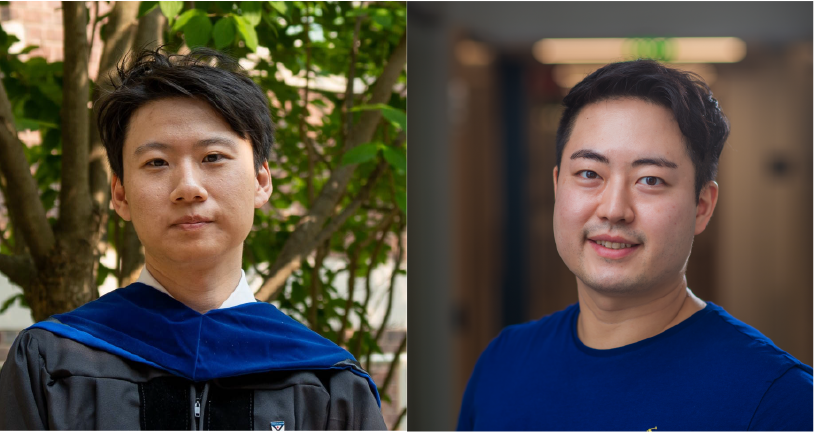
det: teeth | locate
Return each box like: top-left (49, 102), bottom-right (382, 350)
top-left (596, 240), bottom-right (634, 249)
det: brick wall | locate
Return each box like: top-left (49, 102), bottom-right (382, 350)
top-left (1, 2), bottom-right (108, 78)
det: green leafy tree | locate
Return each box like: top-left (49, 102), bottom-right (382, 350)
top-left (0, 1), bottom-right (406, 426)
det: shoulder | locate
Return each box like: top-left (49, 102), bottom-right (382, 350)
top-left (6, 325), bottom-right (163, 382)
top-left (699, 303), bottom-right (808, 372)
top-left (482, 303), bottom-right (577, 361)
top-left (694, 304), bottom-right (812, 425)
top-left (324, 369), bottom-right (387, 430)
top-left (7, 326), bottom-right (67, 358)
top-left (466, 304), bottom-right (577, 387)
top-left (457, 305), bottom-right (576, 430)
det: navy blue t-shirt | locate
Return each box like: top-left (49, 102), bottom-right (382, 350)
top-left (458, 302), bottom-right (813, 431)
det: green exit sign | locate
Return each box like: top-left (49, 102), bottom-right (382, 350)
top-left (623, 38), bottom-right (677, 61)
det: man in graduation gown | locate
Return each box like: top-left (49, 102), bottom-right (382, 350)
top-left (0, 48), bottom-right (386, 430)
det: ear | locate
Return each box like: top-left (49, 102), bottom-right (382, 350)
top-left (694, 181), bottom-right (718, 235)
top-left (552, 166), bottom-right (559, 200)
top-left (110, 173), bottom-right (131, 221)
top-left (254, 161), bottom-right (273, 208)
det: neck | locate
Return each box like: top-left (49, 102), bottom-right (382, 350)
top-left (576, 276), bottom-right (706, 349)
top-left (143, 249), bottom-right (243, 314)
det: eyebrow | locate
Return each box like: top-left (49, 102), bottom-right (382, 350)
top-left (570, 149), bottom-right (609, 164)
top-left (570, 149), bottom-right (678, 169)
top-left (133, 137), bottom-right (239, 156)
top-left (631, 157), bottom-right (678, 169)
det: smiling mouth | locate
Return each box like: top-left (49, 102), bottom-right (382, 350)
top-left (591, 239), bottom-right (638, 249)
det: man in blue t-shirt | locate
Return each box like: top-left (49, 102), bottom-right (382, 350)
top-left (458, 60), bottom-right (813, 431)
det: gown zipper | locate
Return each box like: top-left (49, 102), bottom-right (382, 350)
top-left (192, 382), bottom-right (209, 430)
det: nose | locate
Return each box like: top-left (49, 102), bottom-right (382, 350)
top-left (595, 178), bottom-right (634, 224)
top-left (169, 162), bottom-right (208, 203)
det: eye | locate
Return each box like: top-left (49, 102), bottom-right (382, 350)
top-left (577, 170), bottom-right (600, 180)
top-left (145, 159), bottom-right (167, 167)
top-left (203, 154), bottom-right (224, 163)
top-left (638, 176), bottom-right (664, 186)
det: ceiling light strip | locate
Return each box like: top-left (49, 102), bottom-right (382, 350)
top-left (533, 37), bottom-right (747, 64)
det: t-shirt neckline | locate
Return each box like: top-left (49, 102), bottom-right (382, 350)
top-left (570, 301), bottom-right (717, 357)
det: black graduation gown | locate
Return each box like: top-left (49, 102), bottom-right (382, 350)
top-left (0, 283), bottom-right (386, 430)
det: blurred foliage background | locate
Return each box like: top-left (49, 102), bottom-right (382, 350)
top-left (0, 1), bottom-right (406, 428)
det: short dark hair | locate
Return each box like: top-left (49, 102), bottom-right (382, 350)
top-left (95, 47), bottom-right (274, 180)
top-left (555, 59), bottom-right (729, 201)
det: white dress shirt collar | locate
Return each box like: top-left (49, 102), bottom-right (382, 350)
top-left (135, 267), bottom-right (257, 309)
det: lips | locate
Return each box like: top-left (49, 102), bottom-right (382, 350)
top-left (587, 235), bottom-right (641, 259)
top-left (171, 215), bottom-right (213, 231)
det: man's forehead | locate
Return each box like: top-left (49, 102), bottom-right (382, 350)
top-left (565, 98), bottom-right (688, 162)
top-left (575, 97), bottom-right (676, 124)
top-left (123, 98), bottom-right (246, 154)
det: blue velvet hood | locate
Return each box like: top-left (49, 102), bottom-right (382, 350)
top-left (30, 282), bottom-right (380, 406)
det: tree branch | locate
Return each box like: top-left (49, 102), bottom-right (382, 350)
top-left (336, 208), bottom-right (396, 344)
top-left (59, 1), bottom-right (92, 238)
top-left (97, 1), bottom-right (139, 76)
top-left (88, 1), bottom-right (99, 58)
top-left (373, 217), bottom-right (404, 344)
top-left (263, 161), bottom-right (387, 302)
top-left (336, 250), bottom-right (359, 346)
top-left (0, 81), bottom-right (54, 262)
top-left (133, 5), bottom-right (165, 51)
top-left (308, 238), bottom-right (328, 331)
top-left (378, 333), bottom-right (406, 403)
top-left (90, 1), bottom-right (139, 217)
top-left (88, 2), bottom-right (139, 267)
top-left (393, 407), bottom-right (407, 431)
top-left (345, 33), bottom-right (407, 151)
top-left (343, 13), bottom-right (363, 141)
top-left (0, 253), bottom-right (34, 288)
top-left (300, 2), bottom-right (315, 205)
top-left (354, 223), bottom-right (388, 359)
top-left (256, 34), bottom-right (406, 302)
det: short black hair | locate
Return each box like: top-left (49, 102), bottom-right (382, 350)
top-left (95, 47), bottom-right (274, 180)
top-left (555, 59), bottom-right (729, 201)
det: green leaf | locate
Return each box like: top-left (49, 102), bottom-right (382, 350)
top-left (234, 16), bottom-right (258, 51)
top-left (138, 1), bottom-right (159, 18)
top-left (212, 16), bottom-right (236, 49)
top-left (159, 1), bottom-right (183, 23)
top-left (41, 188), bottom-right (58, 211)
top-left (239, 1), bottom-right (262, 27)
top-left (183, 14), bottom-right (213, 48)
top-left (381, 108), bottom-right (406, 131)
top-left (14, 117), bottom-right (40, 131)
top-left (381, 146), bottom-right (406, 172)
top-left (341, 143), bottom-right (378, 166)
top-left (395, 190), bottom-right (406, 213)
top-left (0, 293), bottom-right (24, 314)
top-left (96, 263), bottom-right (112, 287)
top-left (351, 104), bottom-right (406, 131)
top-left (346, 8), bottom-right (368, 18)
top-left (370, 8), bottom-right (391, 28)
top-left (18, 45), bottom-right (38, 55)
top-left (172, 8), bottom-right (206, 32)
top-left (269, 1), bottom-right (287, 15)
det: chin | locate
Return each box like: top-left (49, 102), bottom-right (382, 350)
top-left (577, 271), bottom-right (651, 296)
top-left (157, 242), bottom-right (232, 264)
